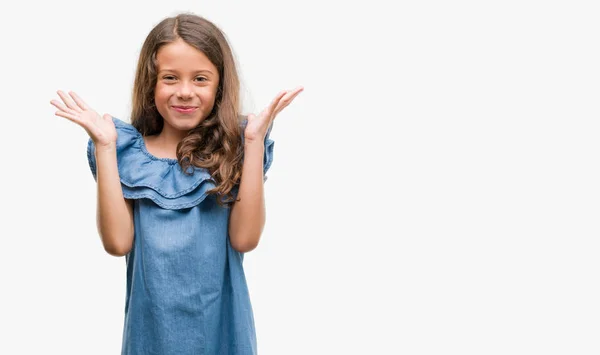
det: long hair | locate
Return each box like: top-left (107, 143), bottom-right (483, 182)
top-left (130, 13), bottom-right (244, 207)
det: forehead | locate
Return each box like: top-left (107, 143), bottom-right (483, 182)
top-left (155, 39), bottom-right (216, 73)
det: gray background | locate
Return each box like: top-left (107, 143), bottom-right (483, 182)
top-left (1, 0), bottom-right (598, 354)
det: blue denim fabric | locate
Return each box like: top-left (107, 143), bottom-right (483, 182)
top-left (87, 117), bottom-right (274, 355)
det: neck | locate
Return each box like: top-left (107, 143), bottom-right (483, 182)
top-left (155, 124), bottom-right (189, 155)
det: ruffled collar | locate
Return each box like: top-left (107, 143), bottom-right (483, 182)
top-left (94, 118), bottom-right (216, 209)
top-left (88, 116), bottom-right (274, 210)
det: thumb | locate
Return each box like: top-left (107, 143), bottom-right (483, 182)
top-left (103, 113), bottom-right (112, 121)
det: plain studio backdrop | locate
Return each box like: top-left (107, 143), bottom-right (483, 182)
top-left (0, 0), bottom-right (598, 354)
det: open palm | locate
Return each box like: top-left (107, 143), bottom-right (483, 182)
top-left (50, 90), bottom-right (117, 148)
top-left (244, 86), bottom-right (303, 144)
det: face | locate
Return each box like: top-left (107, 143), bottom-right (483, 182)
top-left (154, 38), bottom-right (220, 133)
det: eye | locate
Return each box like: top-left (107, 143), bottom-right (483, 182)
top-left (195, 77), bottom-right (207, 82)
top-left (163, 76), bottom-right (176, 81)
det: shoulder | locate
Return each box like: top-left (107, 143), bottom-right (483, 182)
top-left (87, 117), bottom-right (141, 180)
top-left (87, 117), bottom-right (140, 152)
top-left (86, 116), bottom-right (216, 210)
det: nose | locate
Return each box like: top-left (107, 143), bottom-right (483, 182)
top-left (177, 82), bottom-right (194, 99)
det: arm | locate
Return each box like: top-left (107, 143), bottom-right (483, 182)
top-left (95, 143), bottom-right (135, 257)
top-left (50, 90), bottom-right (134, 256)
top-left (228, 85), bottom-right (303, 252)
top-left (228, 140), bottom-right (266, 253)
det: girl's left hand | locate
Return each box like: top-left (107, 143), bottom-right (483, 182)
top-left (244, 86), bottom-right (304, 144)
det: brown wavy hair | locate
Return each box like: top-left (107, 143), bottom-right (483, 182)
top-left (130, 13), bottom-right (244, 207)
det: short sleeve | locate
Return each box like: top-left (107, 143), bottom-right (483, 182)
top-left (87, 116), bottom-right (273, 209)
top-left (240, 118), bottom-right (275, 183)
top-left (263, 123), bottom-right (275, 182)
top-left (85, 116), bottom-right (229, 210)
top-left (86, 137), bottom-right (98, 182)
top-left (86, 117), bottom-right (139, 182)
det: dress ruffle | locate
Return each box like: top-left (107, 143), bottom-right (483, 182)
top-left (87, 116), bottom-right (274, 210)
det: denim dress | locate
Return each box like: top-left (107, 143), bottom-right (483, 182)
top-left (86, 117), bottom-right (273, 355)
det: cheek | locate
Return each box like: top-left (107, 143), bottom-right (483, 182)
top-left (154, 86), bottom-right (171, 104)
top-left (200, 92), bottom-right (215, 104)
top-left (200, 87), bottom-right (218, 106)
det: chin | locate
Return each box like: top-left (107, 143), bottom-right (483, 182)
top-left (165, 116), bottom-right (203, 131)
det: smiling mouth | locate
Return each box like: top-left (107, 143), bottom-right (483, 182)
top-left (172, 106), bottom-right (198, 113)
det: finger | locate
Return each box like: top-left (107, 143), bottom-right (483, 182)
top-left (283, 86), bottom-right (303, 103)
top-left (288, 86), bottom-right (304, 96)
top-left (69, 91), bottom-right (90, 111)
top-left (55, 110), bottom-right (82, 124)
top-left (273, 103), bottom-right (287, 118)
top-left (273, 87), bottom-right (303, 116)
top-left (262, 91), bottom-right (287, 123)
top-left (57, 90), bottom-right (82, 113)
top-left (267, 90), bottom-right (288, 116)
top-left (50, 99), bottom-right (80, 115)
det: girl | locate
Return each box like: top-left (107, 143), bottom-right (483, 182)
top-left (50, 13), bottom-right (302, 355)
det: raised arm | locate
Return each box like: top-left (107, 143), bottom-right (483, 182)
top-left (228, 86), bottom-right (303, 252)
top-left (51, 90), bottom-right (134, 256)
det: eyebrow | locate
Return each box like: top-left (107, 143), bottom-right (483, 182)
top-left (158, 69), bottom-right (214, 75)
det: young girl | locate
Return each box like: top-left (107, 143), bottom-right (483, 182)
top-left (50, 13), bottom-right (302, 355)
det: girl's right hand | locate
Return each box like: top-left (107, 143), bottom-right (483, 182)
top-left (50, 90), bottom-right (117, 149)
